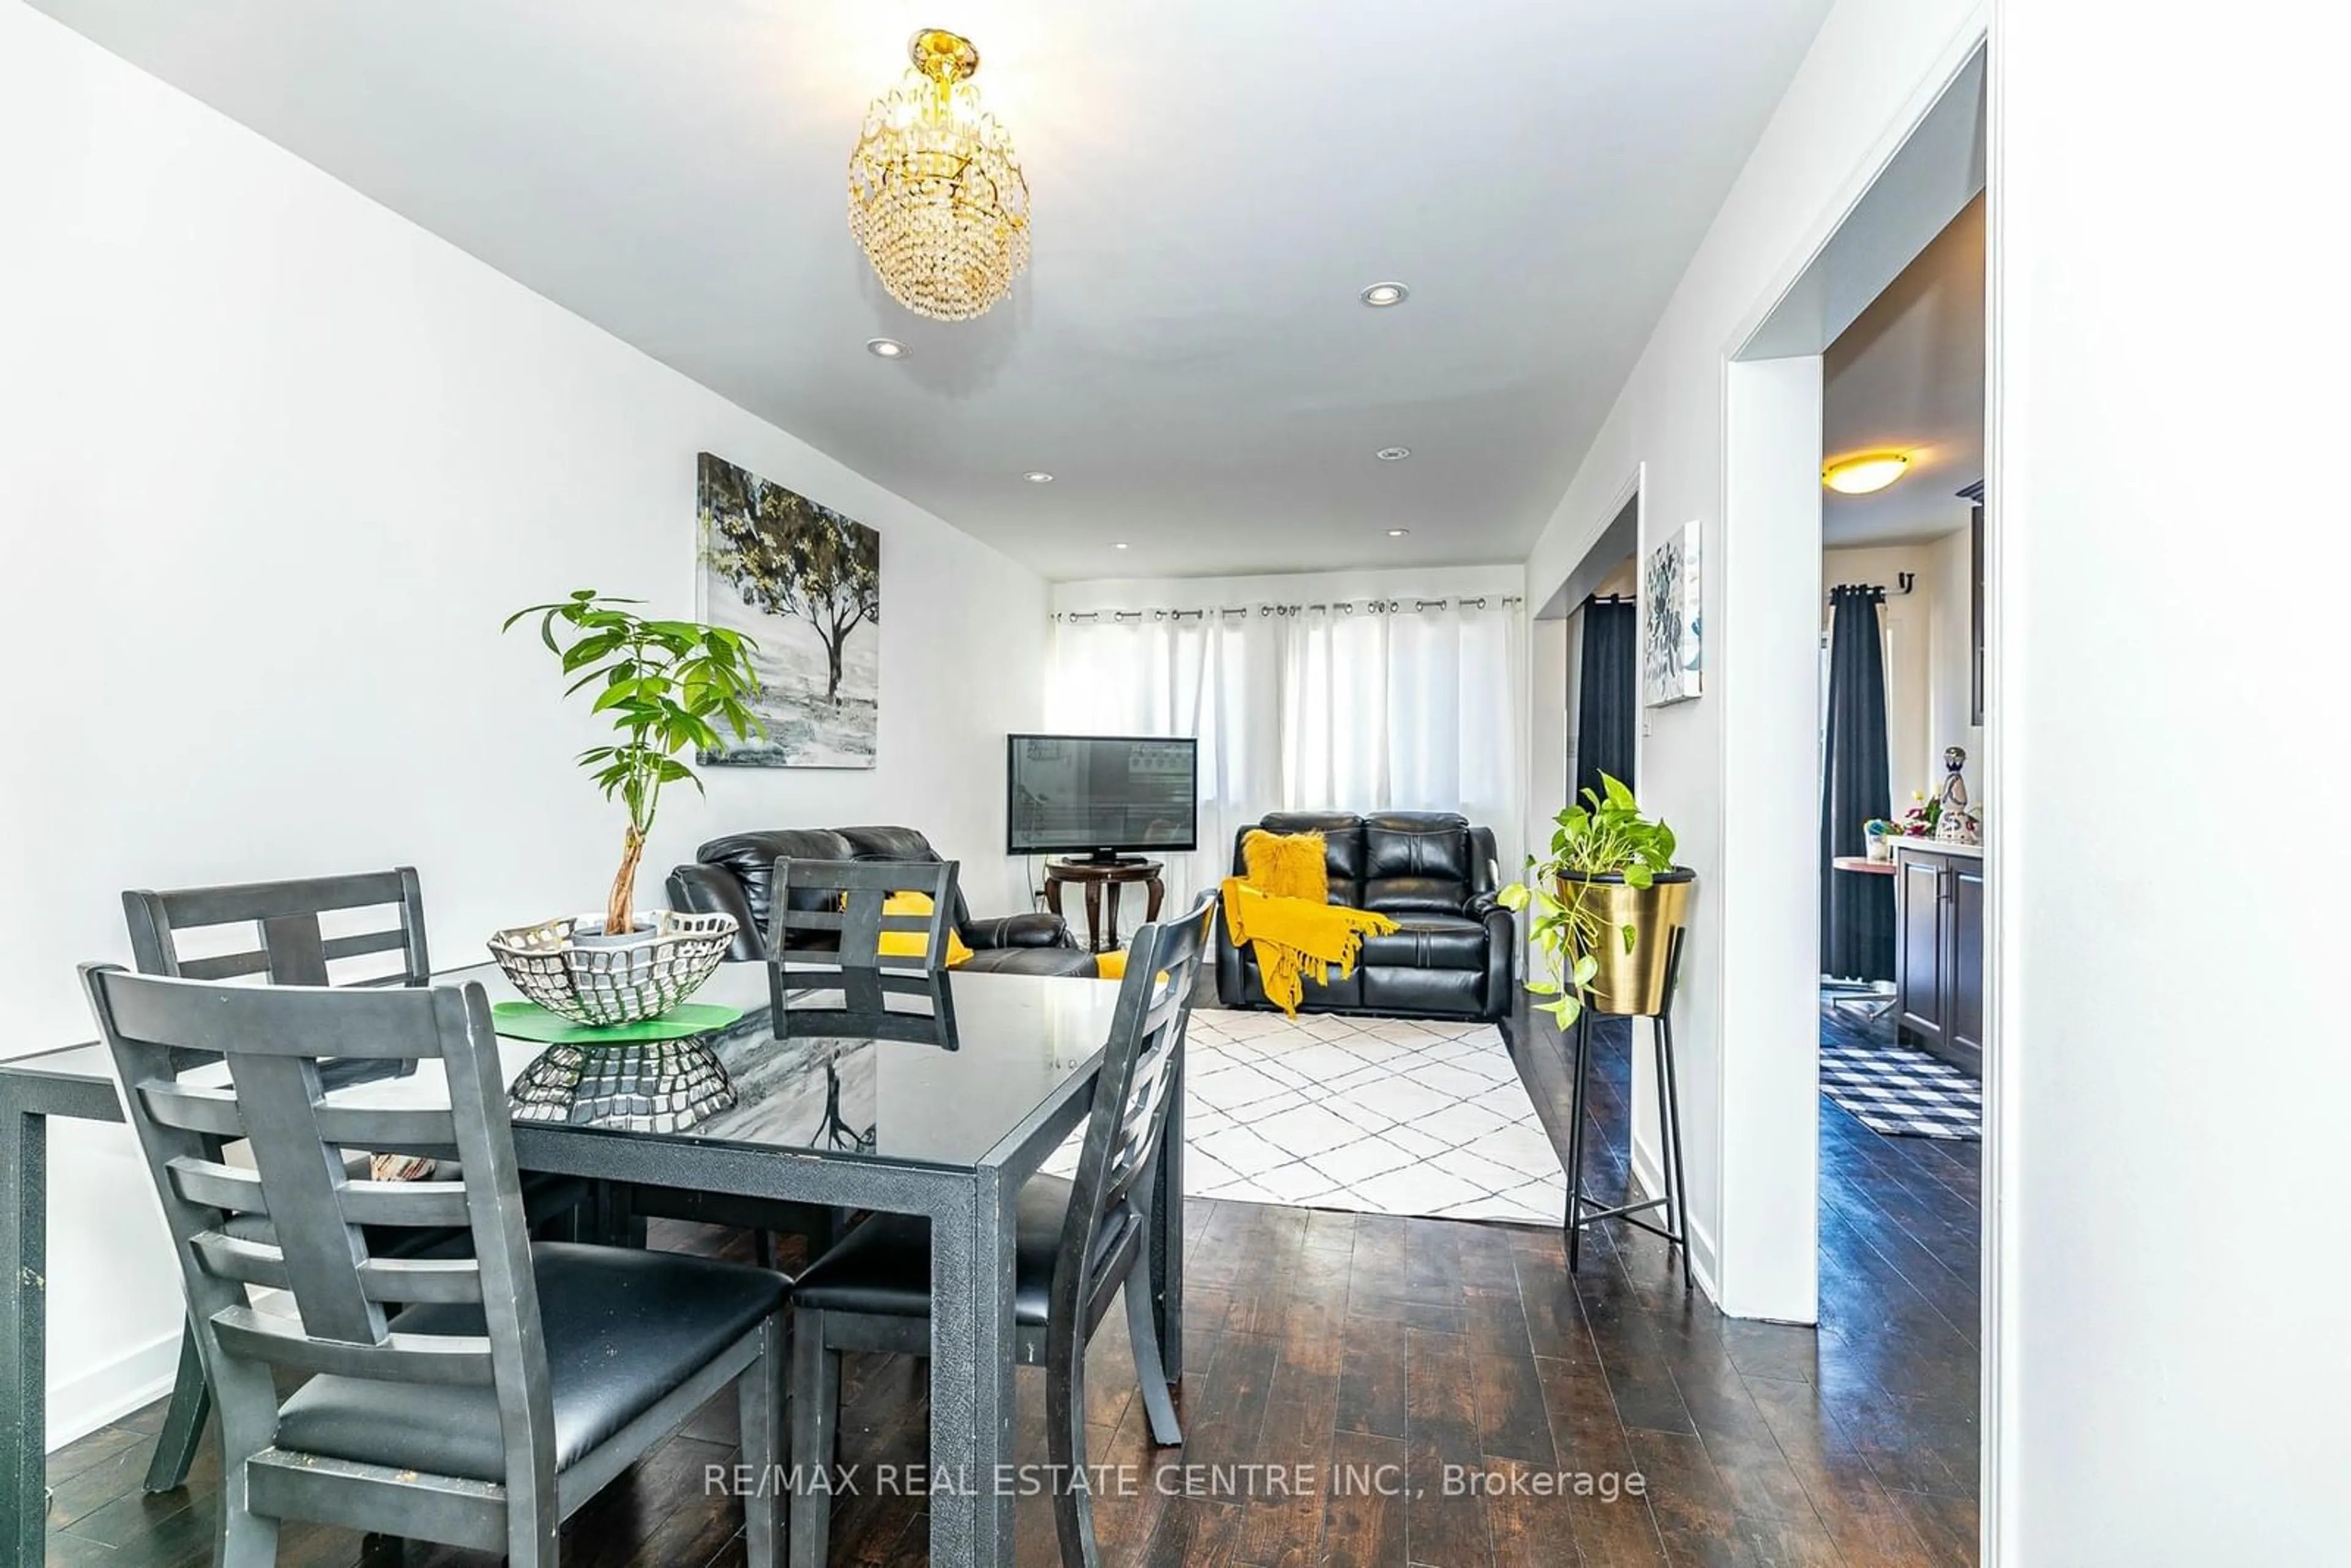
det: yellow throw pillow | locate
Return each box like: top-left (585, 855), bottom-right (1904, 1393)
top-left (1094, 950), bottom-right (1169, 985)
top-left (874, 891), bottom-right (973, 967)
top-left (1243, 830), bottom-right (1329, 904)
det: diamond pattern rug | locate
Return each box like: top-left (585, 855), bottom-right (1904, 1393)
top-left (1052, 1009), bottom-right (1563, 1224)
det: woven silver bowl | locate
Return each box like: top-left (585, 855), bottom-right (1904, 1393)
top-left (487, 910), bottom-right (737, 1027)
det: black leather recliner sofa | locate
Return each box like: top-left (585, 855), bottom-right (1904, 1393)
top-left (1215, 811), bottom-right (1516, 1020)
top-left (667, 825), bottom-right (1098, 979)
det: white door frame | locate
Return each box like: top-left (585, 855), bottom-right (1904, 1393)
top-left (1712, 15), bottom-right (2000, 1560)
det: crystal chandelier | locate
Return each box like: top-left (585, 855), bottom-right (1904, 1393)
top-left (847, 29), bottom-right (1030, 321)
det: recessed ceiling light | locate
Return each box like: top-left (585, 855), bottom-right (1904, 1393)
top-left (1360, 281), bottom-right (1411, 307)
top-left (865, 337), bottom-right (907, 358)
top-left (1113, 542), bottom-right (1130, 550)
top-left (1022, 470), bottom-right (1054, 484)
top-left (1387, 528), bottom-right (1410, 537)
top-left (1376, 446), bottom-right (1411, 461)
top-left (1823, 452), bottom-right (1911, 494)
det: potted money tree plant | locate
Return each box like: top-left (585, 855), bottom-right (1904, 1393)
top-left (489, 590), bottom-right (767, 1025)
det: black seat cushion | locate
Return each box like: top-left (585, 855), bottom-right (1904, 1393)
top-left (274, 1242), bottom-right (787, 1482)
top-left (958, 945), bottom-right (1100, 980)
top-left (793, 1176), bottom-right (1131, 1327)
top-left (1358, 913), bottom-right (1490, 972)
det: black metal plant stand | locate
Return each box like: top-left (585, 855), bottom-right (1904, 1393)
top-left (1562, 926), bottom-right (1693, 1289)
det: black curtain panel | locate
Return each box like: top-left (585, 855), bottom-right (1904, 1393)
top-left (1575, 596), bottom-right (1637, 803)
top-left (1821, 585), bottom-right (1895, 981)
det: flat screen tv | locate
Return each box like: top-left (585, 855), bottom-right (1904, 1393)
top-left (1007, 733), bottom-right (1198, 861)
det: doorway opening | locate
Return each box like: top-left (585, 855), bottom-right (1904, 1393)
top-left (1720, 38), bottom-right (1992, 1561)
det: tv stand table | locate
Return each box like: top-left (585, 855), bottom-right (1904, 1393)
top-left (1044, 857), bottom-right (1166, 954)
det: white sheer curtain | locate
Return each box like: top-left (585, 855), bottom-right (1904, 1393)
top-left (1046, 598), bottom-right (1526, 904)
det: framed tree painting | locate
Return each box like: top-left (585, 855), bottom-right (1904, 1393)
top-left (696, 451), bottom-right (880, 767)
top-left (1642, 520), bottom-right (1703, 707)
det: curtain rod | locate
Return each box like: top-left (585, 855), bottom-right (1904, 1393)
top-left (1054, 595), bottom-right (1524, 625)
top-left (1828, 574), bottom-right (1915, 598)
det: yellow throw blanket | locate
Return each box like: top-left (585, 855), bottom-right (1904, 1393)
top-left (1220, 877), bottom-right (1398, 1017)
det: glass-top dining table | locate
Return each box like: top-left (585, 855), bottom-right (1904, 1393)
top-left (0, 958), bottom-right (1182, 1568)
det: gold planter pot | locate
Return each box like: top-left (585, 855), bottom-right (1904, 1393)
top-left (1556, 870), bottom-right (1694, 1018)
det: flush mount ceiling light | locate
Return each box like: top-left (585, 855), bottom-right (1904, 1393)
top-left (864, 337), bottom-right (908, 358)
top-left (849, 29), bottom-right (1031, 321)
top-left (1376, 446), bottom-right (1412, 461)
top-left (1360, 281), bottom-right (1411, 307)
top-left (1387, 528), bottom-right (1411, 537)
top-left (1823, 452), bottom-right (1912, 495)
top-left (1022, 470), bottom-right (1054, 484)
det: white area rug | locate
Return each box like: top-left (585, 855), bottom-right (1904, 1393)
top-left (1047, 1010), bottom-right (1564, 1225)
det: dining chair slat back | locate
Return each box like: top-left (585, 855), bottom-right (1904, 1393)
top-left (770, 857), bottom-right (958, 971)
top-left (769, 858), bottom-right (962, 1033)
top-left (124, 868), bottom-right (431, 991)
top-left (1054, 894), bottom-right (1213, 1339)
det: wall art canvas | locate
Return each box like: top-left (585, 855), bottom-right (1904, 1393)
top-left (696, 451), bottom-right (880, 767)
top-left (1642, 520), bottom-right (1703, 707)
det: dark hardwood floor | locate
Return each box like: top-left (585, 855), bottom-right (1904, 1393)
top-left (43, 1011), bottom-right (1979, 1566)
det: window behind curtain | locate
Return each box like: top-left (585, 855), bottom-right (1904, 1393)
top-left (1046, 601), bottom-right (1524, 895)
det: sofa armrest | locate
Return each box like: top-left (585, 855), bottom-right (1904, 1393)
top-left (1468, 826), bottom-right (1504, 898)
top-left (1466, 889), bottom-right (1504, 921)
top-left (1214, 902), bottom-right (1251, 1006)
top-left (1479, 902), bottom-right (1518, 1020)
top-left (666, 863), bottom-right (765, 962)
top-left (964, 910), bottom-right (1076, 950)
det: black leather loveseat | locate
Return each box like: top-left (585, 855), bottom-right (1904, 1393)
top-left (668, 825), bottom-right (1098, 978)
top-left (1215, 811), bottom-right (1515, 1020)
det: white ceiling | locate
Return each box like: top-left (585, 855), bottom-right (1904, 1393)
top-left (35, 0), bottom-right (1838, 580)
top-left (1821, 194), bottom-right (1986, 547)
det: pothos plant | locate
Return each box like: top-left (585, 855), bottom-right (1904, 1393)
top-left (505, 591), bottom-right (766, 937)
top-left (1497, 773), bottom-right (1678, 1026)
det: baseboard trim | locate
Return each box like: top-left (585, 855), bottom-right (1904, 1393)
top-left (48, 1327), bottom-right (182, 1451)
top-left (1629, 1132), bottom-right (1726, 1304)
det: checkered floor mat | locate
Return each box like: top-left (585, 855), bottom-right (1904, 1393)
top-left (1819, 1032), bottom-right (1981, 1140)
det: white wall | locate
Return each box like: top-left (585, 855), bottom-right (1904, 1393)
top-left (1993, 0), bottom-right (2351, 1558)
top-left (0, 4), bottom-right (1048, 1444)
top-left (1521, 0), bottom-right (1989, 1314)
top-left (1925, 520), bottom-right (1982, 774)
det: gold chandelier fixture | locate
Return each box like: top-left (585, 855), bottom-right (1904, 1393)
top-left (847, 29), bottom-right (1030, 322)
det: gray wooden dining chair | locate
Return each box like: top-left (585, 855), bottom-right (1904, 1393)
top-left (613, 857), bottom-right (961, 1264)
top-left (122, 867), bottom-right (591, 1494)
top-left (768, 857), bottom-right (961, 1040)
top-left (82, 965), bottom-right (790, 1568)
top-left (784, 889), bottom-right (1218, 1568)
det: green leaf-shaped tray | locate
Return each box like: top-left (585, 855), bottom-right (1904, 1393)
top-left (490, 1000), bottom-right (744, 1046)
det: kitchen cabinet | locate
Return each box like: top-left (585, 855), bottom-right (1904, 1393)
top-left (1894, 842), bottom-right (1984, 1076)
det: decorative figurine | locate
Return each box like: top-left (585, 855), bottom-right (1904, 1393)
top-left (1934, 746), bottom-right (1981, 844)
